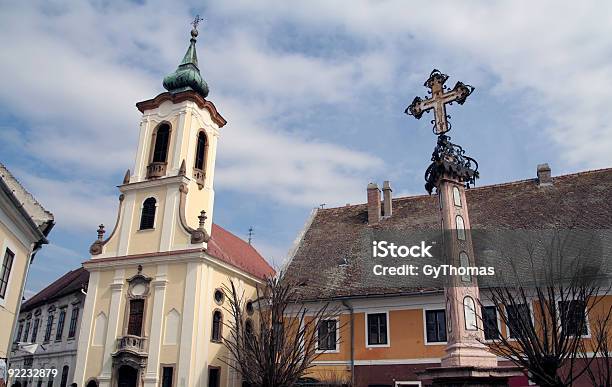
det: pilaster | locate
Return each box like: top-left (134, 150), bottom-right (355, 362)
top-left (170, 110), bottom-right (187, 174)
top-left (99, 269), bottom-right (125, 386)
top-left (177, 261), bottom-right (200, 387)
top-left (73, 270), bottom-right (100, 386)
top-left (143, 265), bottom-right (168, 387)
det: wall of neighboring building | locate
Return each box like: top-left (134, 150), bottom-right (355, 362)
top-left (306, 293), bottom-right (612, 387)
top-left (0, 207), bottom-right (33, 360)
top-left (9, 289), bottom-right (85, 387)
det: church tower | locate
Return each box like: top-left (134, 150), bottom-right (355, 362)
top-left (74, 21), bottom-right (274, 387)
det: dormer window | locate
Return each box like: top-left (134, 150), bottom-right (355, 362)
top-left (147, 123), bottom-right (171, 179)
top-left (193, 131), bottom-right (207, 188)
top-left (139, 197), bottom-right (156, 230)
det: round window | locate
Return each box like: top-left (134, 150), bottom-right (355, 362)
top-left (214, 289), bottom-right (224, 304)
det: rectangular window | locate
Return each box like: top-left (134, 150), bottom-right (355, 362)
top-left (24, 319), bottom-right (31, 343)
top-left (15, 322), bottom-right (23, 343)
top-left (56, 308), bottom-right (66, 341)
top-left (0, 248), bottom-right (14, 299)
top-left (559, 300), bottom-right (588, 336)
top-left (425, 309), bottom-right (447, 343)
top-left (44, 314), bottom-right (54, 342)
top-left (208, 367), bottom-right (220, 387)
top-left (506, 304), bottom-right (531, 339)
top-left (317, 319), bottom-right (337, 351)
top-left (161, 366), bottom-right (174, 387)
top-left (482, 306), bottom-right (499, 340)
top-left (127, 299), bottom-right (145, 336)
top-left (367, 313), bottom-right (388, 346)
top-left (68, 307), bottom-right (79, 338)
top-left (31, 318), bottom-right (40, 342)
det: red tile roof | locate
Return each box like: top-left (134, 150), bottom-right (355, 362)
top-left (207, 223), bottom-right (275, 280)
top-left (284, 168), bottom-right (612, 300)
top-left (21, 267), bottom-right (89, 312)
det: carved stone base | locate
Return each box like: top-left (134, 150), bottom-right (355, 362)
top-left (419, 365), bottom-right (523, 387)
top-left (441, 342), bottom-right (498, 368)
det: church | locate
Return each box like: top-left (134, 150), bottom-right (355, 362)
top-left (72, 21), bottom-right (274, 387)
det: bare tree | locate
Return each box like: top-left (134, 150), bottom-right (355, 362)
top-left (475, 228), bottom-right (612, 387)
top-left (579, 313), bottom-right (611, 387)
top-left (222, 275), bottom-right (340, 387)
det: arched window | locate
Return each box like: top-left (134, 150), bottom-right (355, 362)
top-left (211, 310), bottom-right (222, 342)
top-left (456, 215), bottom-right (466, 240)
top-left (459, 251), bottom-right (471, 283)
top-left (245, 318), bottom-right (254, 342)
top-left (463, 296), bottom-right (477, 331)
top-left (59, 366), bottom-right (69, 387)
top-left (194, 132), bottom-right (207, 170)
top-left (86, 380), bottom-right (98, 387)
top-left (139, 198), bottom-right (156, 230)
top-left (452, 186), bottom-right (462, 207)
top-left (152, 124), bottom-right (170, 163)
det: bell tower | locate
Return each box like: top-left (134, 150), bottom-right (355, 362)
top-left (88, 20), bottom-right (226, 258)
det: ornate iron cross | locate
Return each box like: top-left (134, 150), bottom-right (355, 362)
top-left (405, 69), bottom-right (474, 135)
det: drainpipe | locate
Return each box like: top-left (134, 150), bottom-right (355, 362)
top-left (341, 300), bottom-right (355, 387)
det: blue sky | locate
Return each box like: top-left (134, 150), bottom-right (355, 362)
top-left (1, 1), bottom-right (611, 297)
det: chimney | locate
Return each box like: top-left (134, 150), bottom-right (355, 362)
top-left (537, 163), bottom-right (552, 186)
top-left (367, 183), bottom-right (381, 224)
top-left (382, 180), bottom-right (392, 217)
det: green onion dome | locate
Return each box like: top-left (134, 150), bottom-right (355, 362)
top-left (163, 27), bottom-right (209, 98)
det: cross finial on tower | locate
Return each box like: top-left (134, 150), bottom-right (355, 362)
top-left (189, 15), bottom-right (204, 40)
top-left (248, 226), bottom-right (254, 245)
top-left (191, 15), bottom-right (203, 31)
top-left (405, 69), bottom-right (474, 135)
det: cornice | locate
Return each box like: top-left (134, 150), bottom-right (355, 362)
top-left (118, 175), bottom-right (190, 192)
top-left (136, 91), bottom-right (227, 128)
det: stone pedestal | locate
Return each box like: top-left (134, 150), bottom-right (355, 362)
top-left (419, 365), bottom-right (524, 387)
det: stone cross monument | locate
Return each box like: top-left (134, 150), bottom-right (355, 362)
top-left (406, 70), bottom-right (522, 386)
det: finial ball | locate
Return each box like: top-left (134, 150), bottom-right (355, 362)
top-left (191, 28), bottom-right (198, 38)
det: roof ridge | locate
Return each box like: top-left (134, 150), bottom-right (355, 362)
top-left (211, 223), bottom-right (275, 275)
top-left (0, 163), bottom-right (54, 223)
top-left (321, 166), bottom-right (612, 210)
top-left (21, 267), bottom-right (86, 310)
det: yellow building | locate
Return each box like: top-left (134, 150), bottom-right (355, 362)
top-left (0, 163), bottom-right (54, 380)
top-left (284, 166), bottom-right (612, 387)
top-left (73, 24), bottom-right (273, 387)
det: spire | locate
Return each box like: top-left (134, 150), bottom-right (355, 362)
top-left (163, 16), bottom-right (209, 98)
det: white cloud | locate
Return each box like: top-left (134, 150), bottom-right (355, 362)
top-left (0, 1), bottom-right (386, 229)
top-left (15, 170), bottom-right (118, 231)
top-left (209, 0), bottom-right (612, 168)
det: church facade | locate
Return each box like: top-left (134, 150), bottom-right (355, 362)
top-left (73, 24), bottom-right (273, 387)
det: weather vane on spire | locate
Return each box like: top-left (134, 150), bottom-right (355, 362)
top-left (191, 15), bottom-right (204, 31)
